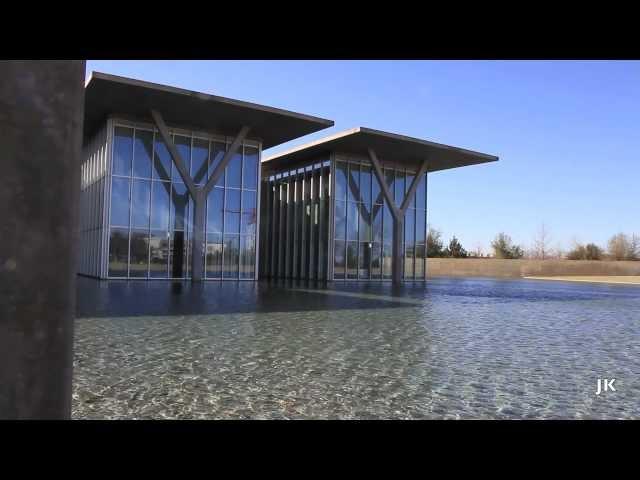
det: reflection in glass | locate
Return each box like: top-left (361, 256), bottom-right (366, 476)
top-left (240, 235), bottom-right (255, 279)
top-left (223, 235), bottom-right (239, 278)
top-left (226, 149), bottom-right (242, 188)
top-left (108, 228), bottom-right (128, 277)
top-left (206, 188), bottom-right (224, 233)
top-left (335, 200), bottom-right (346, 240)
top-left (383, 243), bottom-right (392, 279)
top-left (206, 233), bottom-right (223, 278)
top-left (209, 142), bottom-right (225, 187)
top-left (225, 189), bottom-right (241, 234)
top-left (131, 180), bottom-right (150, 228)
top-left (415, 244), bottom-right (425, 279)
top-left (192, 138), bottom-right (209, 185)
top-left (347, 241), bottom-right (358, 279)
top-left (171, 183), bottom-right (189, 231)
top-left (416, 209), bottom-right (426, 245)
top-left (371, 242), bottom-right (382, 279)
top-left (133, 129), bottom-right (153, 178)
top-left (243, 146), bottom-right (258, 190)
top-left (151, 181), bottom-right (170, 230)
top-left (383, 202), bottom-right (393, 245)
top-left (372, 204), bottom-right (383, 243)
top-left (129, 230), bottom-right (149, 277)
top-left (335, 162), bottom-right (347, 202)
top-left (149, 230), bottom-right (169, 278)
top-left (359, 203), bottom-right (372, 242)
top-left (334, 240), bottom-right (345, 279)
top-left (110, 177), bottom-right (130, 227)
top-left (241, 190), bottom-right (257, 235)
top-left (405, 171), bottom-right (415, 209)
top-left (153, 134), bottom-right (171, 180)
top-left (347, 202), bottom-right (358, 241)
top-left (404, 208), bottom-right (415, 249)
top-left (404, 245), bottom-right (414, 279)
top-left (113, 127), bottom-right (133, 176)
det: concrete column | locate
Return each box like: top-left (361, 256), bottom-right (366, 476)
top-left (0, 60), bottom-right (86, 419)
top-left (392, 217), bottom-right (404, 285)
top-left (191, 189), bottom-right (206, 281)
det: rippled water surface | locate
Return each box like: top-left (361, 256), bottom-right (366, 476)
top-left (73, 277), bottom-right (640, 419)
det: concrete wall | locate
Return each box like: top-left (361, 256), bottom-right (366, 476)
top-left (426, 258), bottom-right (640, 278)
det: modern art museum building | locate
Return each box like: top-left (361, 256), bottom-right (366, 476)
top-left (78, 72), bottom-right (497, 284)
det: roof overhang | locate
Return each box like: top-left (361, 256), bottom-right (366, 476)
top-left (83, 72), bottom-right (334, 148)
top-left (262, 127), bottom-right (498, 173)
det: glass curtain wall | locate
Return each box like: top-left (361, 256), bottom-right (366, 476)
top-left (260, 159), bottom-right (330, 281)
top-left (333, 157), bottom-right (427, 281)
top-left (107, 122), bottom-right (259, 280)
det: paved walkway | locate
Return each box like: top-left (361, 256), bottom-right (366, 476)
top-left (524, 275), bottom-right (640, 285)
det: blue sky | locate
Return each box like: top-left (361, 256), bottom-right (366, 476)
top-left (86, 60), bottom-right (640, 254)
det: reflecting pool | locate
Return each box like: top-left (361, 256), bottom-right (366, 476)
top-left (73, 277), bottom-right (640, 419)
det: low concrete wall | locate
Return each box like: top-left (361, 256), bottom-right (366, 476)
top-left (426, 258), bottom-right (640, 278)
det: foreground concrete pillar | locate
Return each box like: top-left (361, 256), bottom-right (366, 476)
top-left (0, 60), bottom-right (86, 419)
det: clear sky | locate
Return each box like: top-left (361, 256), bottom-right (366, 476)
top-left (86, 60), bottom-right (640, 254)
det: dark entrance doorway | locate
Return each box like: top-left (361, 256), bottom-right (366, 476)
top-left (171, 231), bottom-right (185, 278)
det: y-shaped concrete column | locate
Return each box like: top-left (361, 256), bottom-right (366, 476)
top-left (368, 148), bottom-right (429, 285)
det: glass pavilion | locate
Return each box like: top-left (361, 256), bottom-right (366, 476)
top-left (260, 128), bottom-right (498, 283)
top-left (78, 72), bottom-right (332, 281)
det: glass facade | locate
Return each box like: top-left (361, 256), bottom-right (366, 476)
top-left (258, 153), bottom-right (427, 282)
top-left (260, 159), bottom-right (331, 281)
top-left (333, 157), bottom-right (427, 281)
top-left (107, 122), bottom-right (259, 279)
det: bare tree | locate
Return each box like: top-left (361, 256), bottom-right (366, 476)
top-left (532, 223), bottom-right (552, 260)
top-left (629, 234), bottom-right (640, 260)
top-left (608, 233), bottom-right (630, 260)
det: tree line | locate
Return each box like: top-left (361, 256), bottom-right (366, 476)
top-left (427, 225), bottom-right (640, 261)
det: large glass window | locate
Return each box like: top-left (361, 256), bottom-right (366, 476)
top-left (108, 124), bottom-right (258, 280)
top-left (333, 159), bottom-right (426, 281)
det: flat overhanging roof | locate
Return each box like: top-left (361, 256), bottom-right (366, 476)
top-left (83, 72), bottom-right (334, 148)
top-left (262, 127), bottom-right (499, 173)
